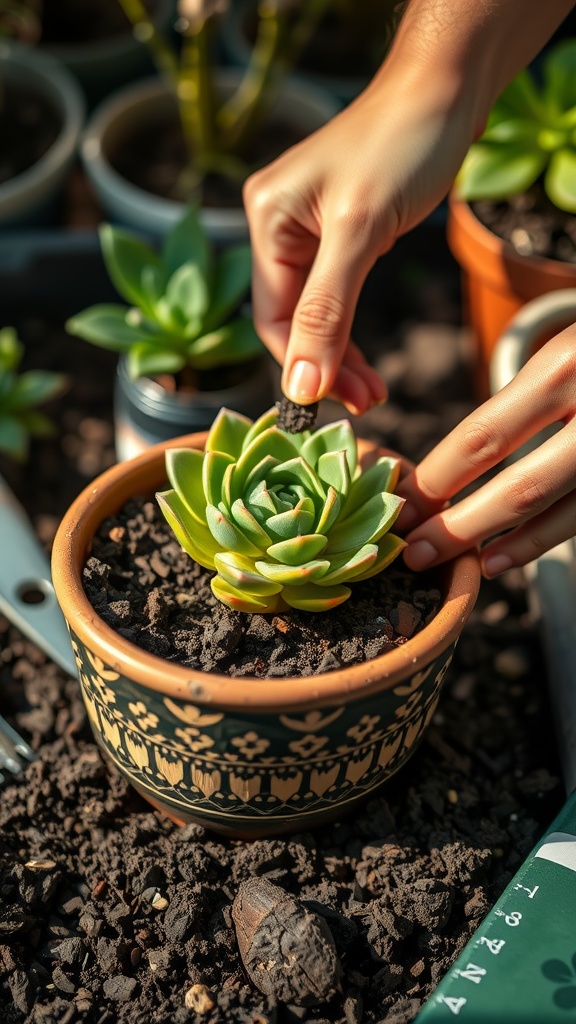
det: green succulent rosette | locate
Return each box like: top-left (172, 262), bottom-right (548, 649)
top-left (157, 406), bottom-right (407, 613)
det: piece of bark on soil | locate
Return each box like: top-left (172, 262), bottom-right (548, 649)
top-left (232, 877), bottom-right (343, 1006)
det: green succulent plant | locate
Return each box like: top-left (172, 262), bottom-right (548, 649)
top-left (65, 204), bottom-right (263, 382)
top-left (157, 405), bottom-right (406, 613)
top-left (457, 39), bottom-right (576, 213)
top-left (0, 326), bottom-right (67, 461)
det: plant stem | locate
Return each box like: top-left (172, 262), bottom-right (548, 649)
top-left (116, 0), bottom-right (180, 83)
top-left (218, 0), bottom-right (335, 156)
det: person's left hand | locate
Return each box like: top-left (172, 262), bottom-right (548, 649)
top-left (395, 326), bottom-right (576, 577)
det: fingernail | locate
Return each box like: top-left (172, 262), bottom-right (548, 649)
top-left (395, 501), bottom-right (418, 531)
top-left (404, 539), bottom-right (438, 571)
top-left (483, 553), bottom-right (513, 578)
top-left (286, 360), bottom-right (321, 403)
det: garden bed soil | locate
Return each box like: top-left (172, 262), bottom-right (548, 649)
top-left (0, 230), bottom-right (564, 1023)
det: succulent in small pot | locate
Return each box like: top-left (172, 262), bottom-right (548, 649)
top-left (66, 203), bottom-right (273, 460)
top-left (157, 405), bottom-right (407, 613)
top-left (0, 326), bottom-right (68, 461)
top-left (51, 408), bottom-right (481, 838)
top-left (448, 38), bottom-right (576, 399)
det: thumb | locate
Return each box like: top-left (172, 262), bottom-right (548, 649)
top-left (281, 220), bottom-right (373, 406)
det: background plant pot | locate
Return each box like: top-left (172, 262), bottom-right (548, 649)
top-left (52, 432), bottom-right (480, 839)
top-left (39, 0), bottom-right (177, 109)
top-left (80, 69), bottom-right (341, 244)
top-left (0, 42), bottom-right (85, 228)
top-left (447, 191), bottom-right (576, 400)
top-left (220, 0), bottom-right (374, 106)
top-left (114, 351), bottom-right (279, 461)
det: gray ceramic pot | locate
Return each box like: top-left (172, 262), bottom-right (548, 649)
top-left (0, 42), bottom-right (85, 227)
top-left (80, 69), bottom-right (341, 244)
top-left (114, 353), bottom-right (278, 462)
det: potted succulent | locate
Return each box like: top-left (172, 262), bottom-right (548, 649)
top-left (0, 38), bottom-right (85, 227)
top-left (447, 37), bottom-right (576, 399)
top-left (65, 204), bottom-right (274, 461)
top-left (79, 0), bottom-right (341, 241)
top-left (51, 405), bottom-right (480, 838)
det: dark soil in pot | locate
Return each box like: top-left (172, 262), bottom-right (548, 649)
top-left (83, 497), bottom-right (442, 676)
top-left (471, 182), bottom-right (576, 263)
top-left (110, 112), bottom-right (305, 209)
top-left (0, 83), bottom-right (60, 186)
top-left (0, 231), bottom-right (564, 1023)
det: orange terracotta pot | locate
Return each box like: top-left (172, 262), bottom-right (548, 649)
top-left (447, 192), bottom-right (576, 400)
top-left (51, 432), bottom-right (480, 839)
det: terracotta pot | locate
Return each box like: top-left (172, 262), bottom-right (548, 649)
top-left (447, 192), bottom-right (576, 400)
top-left (51, 433), bottom-right (480, 839)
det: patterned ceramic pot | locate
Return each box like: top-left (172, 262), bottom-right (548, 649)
top-left (52, 433), bottom-right (480, 838)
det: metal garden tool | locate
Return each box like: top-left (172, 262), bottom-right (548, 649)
top-left (0, 472), bottom-right (78, 780)
top-left (416, 289), bottom-right (576, 1023)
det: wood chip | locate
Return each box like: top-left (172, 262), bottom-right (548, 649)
top-left (232, 877), bottom-right (342, 1007)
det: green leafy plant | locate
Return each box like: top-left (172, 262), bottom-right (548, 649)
top-left (65, 204), bottom-right (263, 383)
top-left (157, 405), bottom-right (406, 613)
top-left (457, 39), bottom-right (576, 213)
top-left (0, 326), bottom-right (67, 461)
top-left (116, 0), bottom-right (336, 197)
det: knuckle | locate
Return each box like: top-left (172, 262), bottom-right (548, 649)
top-left (458, 419), bottom-right (508, 468)
top-left (295, 291), bottom-right (347, 341)
top-left (331, 202), bottom-right (370, 240)
top-left (506, 472), bottom-right (549, 519)
top-left (548, 343), bottom-right (576, 395)
top-left (526, 532), bottom-right (549, 560)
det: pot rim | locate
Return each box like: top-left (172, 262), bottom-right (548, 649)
top-left (52, 431), bottom-right (481, 712)
top-left (0, 42), bottom-right (85, 206)
top-left (448, 190), bottom-right (576, 281)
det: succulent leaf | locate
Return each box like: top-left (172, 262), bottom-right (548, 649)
top-left (327, 492), bottom-right (405, 553)
top-left (264, 506), bottom-right (316, 541)
top-left (157, 406), bottom-right (405, 614)
top-left (230, 499), bottom-right (271, 548)
top-left (67, 205), bottom-right (264, 374)
top-left (457, 40), bottom-right (576, 211)
top-left (266, 534), bottom-right (328, 566)
top-left (202, 450), bottom-right (235, 507)
top-left (206, 407), bottom-right (252, 457)
top-left (353, 534), bottom-right (408, 582)
top-left (206, 504), bottom-right (262, 556)
top-left (213, 552), bottom-right (283, 596)
top-left (254, 559), bottom-right (331, 586)
top-left (300, 420), bottom-right (357, 477)
top-left (211, 575), bottom-right (284, 613)
top-left (166, 447), bottom-right (206, 521)
top-left (157, 490), bottom-right (219, 567)
top-left (343, 457), bottom-right (401, 518)
top-left (281, 583), bottom-right (352, 612)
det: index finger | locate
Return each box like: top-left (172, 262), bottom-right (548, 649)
top-left (395, 350), bottom-right (569, 530)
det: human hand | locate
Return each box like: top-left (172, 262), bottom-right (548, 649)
top-left (396, 327), bottom-right (576, 577)
top-left (243, 55), bottom-right (477, 415)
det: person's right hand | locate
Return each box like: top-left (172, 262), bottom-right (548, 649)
top-left (243, 52), bottom-right (480, 415)
top-left (395, 326), bottom-right (576, 576)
